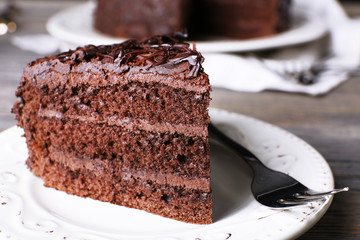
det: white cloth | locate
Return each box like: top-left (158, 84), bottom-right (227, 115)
top-left (204, 0), bottom-right (360, 95)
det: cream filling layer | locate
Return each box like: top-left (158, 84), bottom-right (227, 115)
top-left (49, 148), bottom-right (210, 193)
top-left (38, 109), bottom-right (208, 138)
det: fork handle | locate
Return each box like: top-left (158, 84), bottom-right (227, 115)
top-left (209, 123), bottom-right (299, 188)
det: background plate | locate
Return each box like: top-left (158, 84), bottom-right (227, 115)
top-left (0, 109), bottom-right (334, 240)
top-left (46, 0), bottom-right (328, 53)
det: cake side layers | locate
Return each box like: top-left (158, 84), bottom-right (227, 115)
top-left (20, 114), bottom-right (212, 224)
top-left (22, 115), bottom-right (210, 178)
top-left (28, 150), bottom-right (212, 224)
top-left (16, 76), bottom-right (210, 137)
top-left (34, 78), bottom-right (210, 126)
top-left (49, 148), bottom-right (211, 192)
top-left (39, 109), bottom-right (208, 138)
top-left (14, 97), bottom-right (212, 224)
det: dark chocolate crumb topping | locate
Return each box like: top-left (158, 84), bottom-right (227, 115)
top-left (40, 33), bottom-right (204, 78)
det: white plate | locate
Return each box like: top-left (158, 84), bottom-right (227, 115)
top-left (46, 0), bottom-right (328, 53)
top-left (0, 109), bottom-right (334, 240)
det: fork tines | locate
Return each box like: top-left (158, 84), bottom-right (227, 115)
top-left (279, 187), bottom-right (349, 206)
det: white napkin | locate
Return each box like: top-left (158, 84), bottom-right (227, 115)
top-left (204, 0), bottom-right (360, 95)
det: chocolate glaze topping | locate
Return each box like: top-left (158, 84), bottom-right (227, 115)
top-left (44, 33), bottom-right (204, 78)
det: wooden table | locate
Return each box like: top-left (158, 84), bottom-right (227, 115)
top-left (0, 1), bottom-right (359, 239)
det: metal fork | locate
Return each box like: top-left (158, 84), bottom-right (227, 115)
top-left (276, 60), bottom-right (360, 85)
top-left (209, 123), bottom-right (349, 208)
top-left (252, 55), bottom-right (360, 85)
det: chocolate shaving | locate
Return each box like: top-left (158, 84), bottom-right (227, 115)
top-left (53, 33), bottom-right (204, 78)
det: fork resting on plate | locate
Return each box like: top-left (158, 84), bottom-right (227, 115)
top-left (209, 123), bottom-right (349, 208)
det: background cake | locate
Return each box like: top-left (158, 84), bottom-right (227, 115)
top-left (94, 0), bottom-right (291, 39)
top-left (12, 34), bottom-right (212, 224)
top-left (94, 0), bottom-right (190, 39)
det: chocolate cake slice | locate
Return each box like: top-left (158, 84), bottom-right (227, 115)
top-left (12, 34), bottom-right (212, 224)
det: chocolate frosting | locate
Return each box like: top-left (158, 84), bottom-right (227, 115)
top-left (34, 33), bottom-right (204, 78)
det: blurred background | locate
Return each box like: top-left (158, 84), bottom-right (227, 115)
top-left (0, 0), bottom-right (359, 239)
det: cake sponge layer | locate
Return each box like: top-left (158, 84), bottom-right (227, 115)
top-left (21, 80), bottom-right (210, 129)
top-left (24, 116), bottom-right (210, 179)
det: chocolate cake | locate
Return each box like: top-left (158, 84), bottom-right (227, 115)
top-left (94, 0), bottom-right (291, 40)
top-left (94, 0), bottom-right (190, 39)
top-left (12, 34), bottom-right (212, 224)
